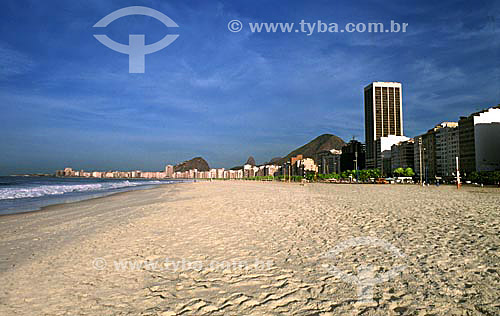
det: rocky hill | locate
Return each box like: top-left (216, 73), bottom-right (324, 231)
top-left (277, 134), bottom-right (345, 164)
top-left (174, 157), bottom-right (210, 172)
top-left (267, 157), bottom-right (282, 165)
top-left (245, 156), bottom-right (256, 166)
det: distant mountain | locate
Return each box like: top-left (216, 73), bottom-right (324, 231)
top-left (231, 156), bottom-right (256, 170)
top-left (246, 156), bottom-right (256, 166)
top-left (174, 157), bottom-right (210, 172)
top-left (268, 157), bottom-right (282, 165)
top-left (277, 134), bottom-right (345, 164)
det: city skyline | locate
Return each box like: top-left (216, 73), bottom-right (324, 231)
top-left (3, 88), bottom-right (500, 176)
top-left (52, 101), bottom-right (500, 181)
top-left (1, 0), bottom-right (499, 175)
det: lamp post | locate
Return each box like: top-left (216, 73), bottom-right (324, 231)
top-left (419, 137), bottom-right (423, 186)
top-left (354, 150), bottom-right (359, 183)
top-left (423, 147), bottom-right (427, 185)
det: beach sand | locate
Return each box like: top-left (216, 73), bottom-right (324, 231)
top-left (0, 181), bottom-right (498, 315)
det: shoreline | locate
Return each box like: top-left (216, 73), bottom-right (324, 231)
top-left (0, 182), bottom-right (191, 273)
top-left (1, 179), bottom-right (496, 219)
top-left (35, 181), bottom-right (191, 215)
top-left (0, 180), bottom-right (190, 217)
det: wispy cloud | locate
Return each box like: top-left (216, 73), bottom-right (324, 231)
top-left (0, 44), bottom-right (34, 78)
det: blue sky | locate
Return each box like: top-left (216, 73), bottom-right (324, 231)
top-left (0, 0), bottom-right (499, 175)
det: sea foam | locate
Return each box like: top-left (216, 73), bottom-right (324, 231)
top-left (0, 180), bottom-right (164, 200)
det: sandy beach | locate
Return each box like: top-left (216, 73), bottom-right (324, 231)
top-left (0, 181), bottom-right (498, 315)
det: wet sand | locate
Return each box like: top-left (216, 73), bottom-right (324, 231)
top-left (0, 181), bottom-right (498, 315)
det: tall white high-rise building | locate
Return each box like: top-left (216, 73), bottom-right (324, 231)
top-left (364, 82), bottom-right (404, 169)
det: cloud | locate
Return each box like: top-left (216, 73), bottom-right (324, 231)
top-left (0, 44), bottom-right (35, 78)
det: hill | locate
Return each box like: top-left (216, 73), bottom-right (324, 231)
top-left (246, 156), bottom-right (256, 166)
top-left (267, 157), bottom-right (282, 165)
top-left (277, 134), bottom-right (345, 164)
top-left (174, 157), bottom-right (210, 172)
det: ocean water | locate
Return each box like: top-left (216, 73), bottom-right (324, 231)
top-left (0, 176), bottom-right (186, 215)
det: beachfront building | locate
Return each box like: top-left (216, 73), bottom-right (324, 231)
top-left (64, 167), bottom-right (73, 177)
top-left (140, 171), bottom-right (166, 179)
top-left (243, 164), bottom-right (252, 178)
top-left (248, 164), bottom-right (280, 177)
top-left (216, 168), bottom-right (225, 179)
top-left (265, 164), bottom-right (280, 177)
top-left (459, 106), bottom-right (500, 174)
top-left (255, 166), bottom-right (265, 177)
top-left (165, 165), bottom-right (174, 178)
top-left (375, 135), bottom-right (409, 176)
top-left (173, 170), bottom-right (190, 178)
top-left (413, 122), bottom-right (460, 181)
top-left (57, 166), bottom-right (182, 179)
top-left (130, 171), bottom-right (139, 178)
top-left (74, 170), bottom-right (91, 177)
top-left (340, 139), bottom-right (366, 172)
top-left (296, 158), bottom-right (318, 176)
top-left (252, 165), bottom-right (276, 177)
top-left (286, 155), bottom-right (303, 177)
top-left (280, 155), bottom-right (318, 177)
top-left (413, 127), bottom-right (439, 181)
top-left (435, 122), bottom-right (459, 179)
top-left (92, 171), bottom-right (103, 178)
top-left (290, 155), bottom-right (303, 166)
top-left (232, 169), bottom-right (244, 179)
top-left (290, 155), bottom-right (317, 176)
top-left (391, 139), bottom-right (414, 171)
top-left (221, 169), bottom-right (242, 179)
top-left (364, 82), bottom-right (404, 169)
top-left (316, 149), bottom-right (341, 174)
top-left (190, 169), bottom-right (197, 178)
top-left (200, 171), bottom-right (211, 179)
top-left (204, 168), bottom-right (225, 179)
top-left (209, 169), bottom-right (217, 179)
top-left (242, 164), bottom-right (260, 178)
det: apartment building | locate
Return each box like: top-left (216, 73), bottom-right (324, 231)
top-left (316, 149), bottom-right (341, 174)
top-left (391, 139), bottom-right (414, 171)
top-left (435, 122), bottom-right (459, 178)
top-left (375, 135), bottom-right (409, 176)
top-left (459, 106), bottom-right (500, 174)
top-left (340, 139), bottom-right (366, 172)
